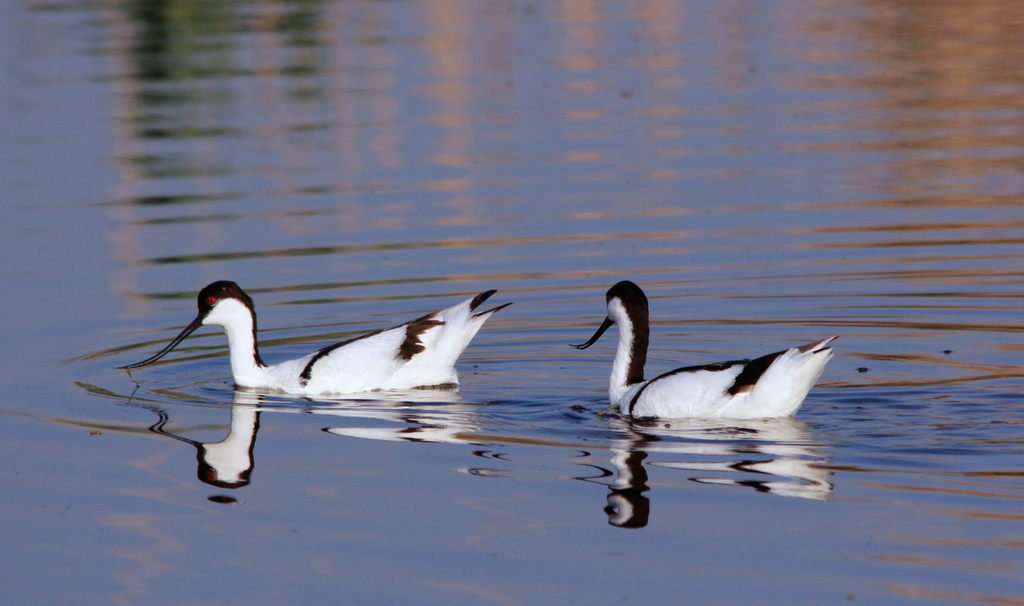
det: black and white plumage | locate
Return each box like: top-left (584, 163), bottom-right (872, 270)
top-left (120, 281), bottom-right (510, 395)
top-left (572, 281), bottom-right (836, 419)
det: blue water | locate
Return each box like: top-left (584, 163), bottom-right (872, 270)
top-left (2, 1), bottom-right (1023, 604)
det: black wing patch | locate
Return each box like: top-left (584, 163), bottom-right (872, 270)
top-left (726, 350), bottom-right (784, 395)
top-left (397, 314), bottom-right (445, 361)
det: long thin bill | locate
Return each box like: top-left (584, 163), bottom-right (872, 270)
top-left (119, 316), bottom-right (203, 369)
top-left (571, 316), bottom-right (614, 350)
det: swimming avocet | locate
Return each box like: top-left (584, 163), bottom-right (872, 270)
top-left (120, 281), bottom-right (510, 395)
top-left (572, 281), bottom-right (835, 419)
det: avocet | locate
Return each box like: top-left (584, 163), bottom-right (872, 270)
top-left (121, 281), bottom-right (510, 395)
top-left (572, 281), bottom-right (834, 418)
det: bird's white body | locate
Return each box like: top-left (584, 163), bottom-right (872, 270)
top-left (575, 281), bottom-right (835, 420)
top-left (616, 340), bottom-right (834, 419)
top-left (123, 281), bottom-right (508, 397)
top-left (209, 297), bottom-right (495, 395)
top-left (212, 294), bottom-right (503, 395)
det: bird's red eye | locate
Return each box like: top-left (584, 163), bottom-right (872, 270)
top-left (207, 296), bottom-right (218, 306)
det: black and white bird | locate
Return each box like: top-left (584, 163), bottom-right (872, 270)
top-left (572, 281), bottom-right (835, 418)
top-left (121, 281), bottom-right (510, 395)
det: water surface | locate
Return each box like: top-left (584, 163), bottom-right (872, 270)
top-left (2, 1), bottom-right (1023, 604)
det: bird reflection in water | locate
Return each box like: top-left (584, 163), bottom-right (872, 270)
top-left (647, 418), bottom-right (834, 502)
top-left (148, 391), bottom-right (263, 498)
top-left (318, 396), bottom-right (833, 528)
top-left (580, 417), bottom-right (833, 528)
top-left (605, 449), bottom-right (651, 528)
top-left (318, 388), bottom-right (478, 445)
top-left (575, 447), bottom-right (651, 529)
top-left (140, 387), bottom-right (481, 498)
top-left (317, 390), bottom-right (511, 477)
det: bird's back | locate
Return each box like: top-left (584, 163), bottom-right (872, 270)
top-left (293, 292), bottom-right (505, 395)
top-left (626, 338), bottom-right (835, 419)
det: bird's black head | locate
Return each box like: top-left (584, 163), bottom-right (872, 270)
top-left (119, 280), bottom-right (261, 370)
top-left (572, 280), bottom-right (651, 353)
top-left (197, 280), bottom-right (253, 318)
top-left (605, 280), bottom-right (648, 309)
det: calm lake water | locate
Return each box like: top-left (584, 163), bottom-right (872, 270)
top-left (2, 1), bottom-right (1023, 604)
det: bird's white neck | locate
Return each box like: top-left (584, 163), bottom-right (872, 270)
top-left (610, 315), bottom-right (635, 403)
top-left (204, 299), bottom-right (268, 388)
top-left (223, 317), bottom-right (267, 387)
top-left (608, 299), bottom-right (648, 404)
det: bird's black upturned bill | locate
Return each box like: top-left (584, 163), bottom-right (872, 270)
top-left (571, 316), bottom-right (614, 350)
top-left (119, 316), bottom-right (203, 369)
